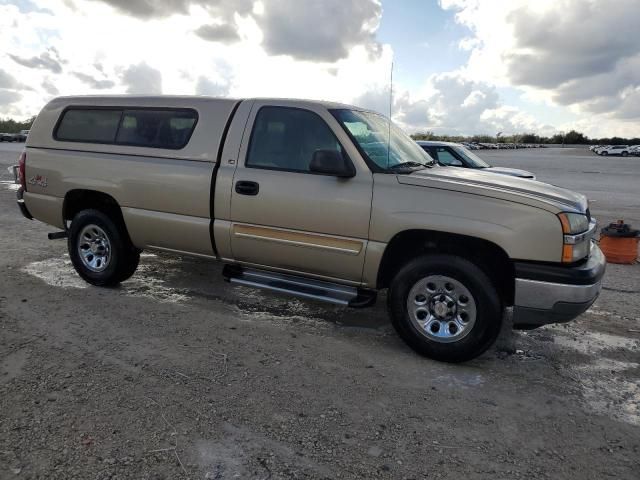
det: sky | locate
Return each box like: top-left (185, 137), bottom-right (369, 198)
top-left (0, 0), bottom-right (639, 138)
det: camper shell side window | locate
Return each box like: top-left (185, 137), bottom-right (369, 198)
top-left (53, 107), bottom-right (198, 150)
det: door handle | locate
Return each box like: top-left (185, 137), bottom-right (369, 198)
top-left (235, 180), bottom-right (259, 196)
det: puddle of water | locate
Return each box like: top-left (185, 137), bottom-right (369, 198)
top-left (22, 256), bottom-right (189, 304)
top-left (552, 328), bottom-right (639, 354)
top-left (587, 308), bottom-right (636, 321)
top-left (0, 180), bottom-right (19, 191)
top-left (124, 263), bottom-right (190, 303)
top-left (23, 257), bottom-right (88, 289)
top-left (433, 372), bottom-right (484, 389)
top-left (573, 357), bottom-right (640, 426)
top-left (551, 327), bottom-right (640, 426)
top-left (234, 286), bottom-right (326, 318)
top-left (23, 255), bottom-right (339, 331)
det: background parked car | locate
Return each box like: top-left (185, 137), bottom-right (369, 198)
top-left (15, 129), bottom-right (30, 142)
top-left (597, 145), bottom-right (630, 156)
top-left (417, 141), bottom-right (536, 179)
top-left (0, 132), bottom-right (16, 142)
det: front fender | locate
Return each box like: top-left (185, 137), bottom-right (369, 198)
top-left (369, 176), bottom-right (563, 263)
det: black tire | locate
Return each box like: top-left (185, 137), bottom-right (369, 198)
top-left (601, 151), bottom-right (608, 156)
top-left (68, 209), bottom-right (140, 286)
top-left (388, 254), bottom-right (503, 363)
top-left (621, 151), bottom-right (628, 157)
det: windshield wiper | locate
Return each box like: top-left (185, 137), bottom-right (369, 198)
top-left (387, 161), bottom-right (432, 171)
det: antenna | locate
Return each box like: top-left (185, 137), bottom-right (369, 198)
top-left (387, 59), bottom-right (394, 169)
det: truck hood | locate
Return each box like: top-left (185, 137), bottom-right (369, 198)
top-left (398, 166), bottom-right (587, 213)
top-left (482, 166), bottom-right (535, 179)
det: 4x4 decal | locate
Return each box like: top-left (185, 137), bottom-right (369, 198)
top-left (28, 174), bottom-right (48, 188)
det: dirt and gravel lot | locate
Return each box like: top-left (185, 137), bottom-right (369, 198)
top-left (1, 143), bottom-right (639, 479)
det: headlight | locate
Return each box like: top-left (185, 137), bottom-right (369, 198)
top-left (558, 212), bottom-right (589, 234)
top-left (557, 212), bottom-right (594, 263)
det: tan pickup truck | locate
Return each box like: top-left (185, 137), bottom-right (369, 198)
top-left (15, 96), bottom-right (605, 362)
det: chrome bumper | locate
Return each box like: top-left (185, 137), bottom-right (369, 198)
top-left (513, 243), bottom-right (606, 329)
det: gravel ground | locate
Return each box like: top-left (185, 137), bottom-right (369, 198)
top-left (1, 143), bottom-right (639, 479)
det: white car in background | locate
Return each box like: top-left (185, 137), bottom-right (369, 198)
top-left (417, 141), bottom-right (536, 179)
top-left (597, 145), bottom-right (630, 156)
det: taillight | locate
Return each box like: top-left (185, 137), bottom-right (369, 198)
top-left (18, 151), bottom-right (26, 189)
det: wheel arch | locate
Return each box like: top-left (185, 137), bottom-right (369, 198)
top-left (63, 189), bottom-right (128, 234)
top-left (376, 229), bottom-right (515, 306)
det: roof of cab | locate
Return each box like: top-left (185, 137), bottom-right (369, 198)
top-left (45, 95), bottom-right (363, 111)
top-left (27, 95), bottom-right (374, 163)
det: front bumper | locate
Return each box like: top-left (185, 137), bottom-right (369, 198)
top-left (512, 242), bottom-right (606, 329)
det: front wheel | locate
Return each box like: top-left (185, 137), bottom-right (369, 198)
top-left (68, 209), bottom-right (140, 286)
top-left (388, 254), bottom-right (503, 363)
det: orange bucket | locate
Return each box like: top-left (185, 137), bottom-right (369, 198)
top-left (599, 220), bottom-right (639, 264)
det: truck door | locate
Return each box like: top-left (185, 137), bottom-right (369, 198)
top-left (229, 101), bottom-right (373, 284)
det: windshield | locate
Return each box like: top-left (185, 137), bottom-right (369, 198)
top-left (451, 145), bottom-right (490, 168)
top-left (331, 109), bottom-right (434, 171)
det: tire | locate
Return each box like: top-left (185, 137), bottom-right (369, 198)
top-left (388, 254), bottom-right (503, 363)
top-left (601, 151), bottom-right (608, 156)
top-left (621, 151), bottom-right (628, 157)
top-left (68, 209), bottom-right (140, 286)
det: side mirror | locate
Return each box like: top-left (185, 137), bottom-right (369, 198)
top-left (310, 150), bottom-right (355, 178)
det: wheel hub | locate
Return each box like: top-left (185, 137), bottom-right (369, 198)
top-left (432, 294), bottom-right (455, 319)
top-left (407, 275), bottom-right (477, 343)
top-left (77, 224), bottom-right (111, 273)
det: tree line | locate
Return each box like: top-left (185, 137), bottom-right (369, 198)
top-left (0, 117), bottom-right (36, 133)
top-left (412, 129), bottom-right (640, 146)
top-left (1, 116), bottom-right (638, 145)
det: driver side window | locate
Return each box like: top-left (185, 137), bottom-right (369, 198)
top-left (436, 147), bottom-right (463, 166)
top-left (246, 106), bottom-right (342, 172)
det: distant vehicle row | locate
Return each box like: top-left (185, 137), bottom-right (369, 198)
top-left (0, 130), bottom-right (29, 142)
top-left (458, 142), bottom-right (546, 150)
top-left (590, 144), bottom-right (640, 156)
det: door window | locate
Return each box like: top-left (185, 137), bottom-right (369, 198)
top-left (246, 107), bottom-right (342, 172)
top-left (436, 147), bottom-right (463, 166)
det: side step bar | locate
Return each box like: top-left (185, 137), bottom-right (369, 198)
top-left (223, 265), bottom-right (376, 308)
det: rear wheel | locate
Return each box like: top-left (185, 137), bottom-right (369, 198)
top-left (622, 151), bottom-right (628, 157)
top-left (388, 254), bottom-right (503, 362)
top-left (68, 209), bottom-right (140, 286)
top-left (601, 151), bottom-right (608, 156)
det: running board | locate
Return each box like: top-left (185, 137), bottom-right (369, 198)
top-left (223, 265), bottom-right (376, 308)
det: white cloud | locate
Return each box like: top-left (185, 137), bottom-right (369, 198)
top-left (353, 72), bottom-right (550, 136)
top-left (8, 48), bottom-right (63, 74)
top-left (255, 0), bottom-right (382, 61)
top-left (1, 0), bottom-right (637, 137)
top-left (195, 23), bottom-right (241, 43)
top-left (0, 89), bottom-right (22, 109)
top-left (195, 76), bottom-right (229, 97)
top-left (441, 0), bottom-right (640, 135)
top-left (122, 63), bottom-right (163, 94)
top-left (0, 0), bottom-right (391, 120)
